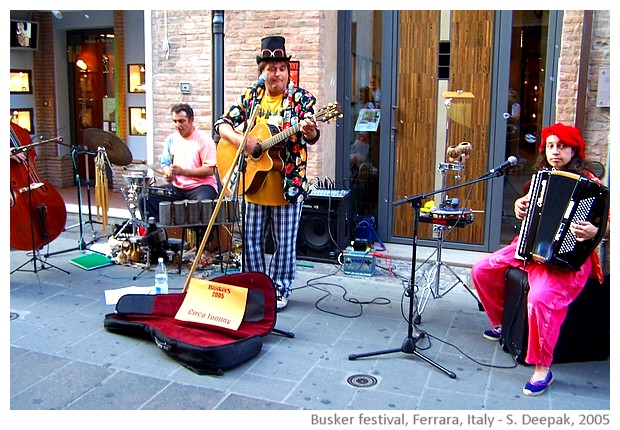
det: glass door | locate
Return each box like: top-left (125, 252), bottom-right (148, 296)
top-left (347, 11), bottom-right (383, 224)
top-left (67, 29), bottom-right (115, 184)
top-left (500, 11), bottom-right (551, 244)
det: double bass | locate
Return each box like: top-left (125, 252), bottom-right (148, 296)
top-left (10, 122), bottom-right (67, 251)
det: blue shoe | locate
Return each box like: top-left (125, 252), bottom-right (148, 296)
top-left (523, 371), bottom-right (553, 396)
top-left (483, 326), bottom-right (502, 341)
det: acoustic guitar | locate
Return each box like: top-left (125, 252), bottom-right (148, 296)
top-left (216, 102), bottom-right (342, 197)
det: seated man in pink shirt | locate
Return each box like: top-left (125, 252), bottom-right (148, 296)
top-left (139, 103), bottom-right (219, 223)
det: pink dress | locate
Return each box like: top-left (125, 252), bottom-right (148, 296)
top-left (472, 170), bottom-right (604, 367)
top-left (471, 237), bottom-right (594, 367)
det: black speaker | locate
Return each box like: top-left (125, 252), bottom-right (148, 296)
top-left (296, 191), bottom-right (350, 263)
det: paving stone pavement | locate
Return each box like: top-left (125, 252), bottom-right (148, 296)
top-left (7, 213), bottom-right (611, 428)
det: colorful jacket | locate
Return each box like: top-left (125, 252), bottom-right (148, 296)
top-left (214, 85), bottom-right (318, 203)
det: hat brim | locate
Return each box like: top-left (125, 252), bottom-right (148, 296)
top-left (256, 54), bottom-right (292, 65)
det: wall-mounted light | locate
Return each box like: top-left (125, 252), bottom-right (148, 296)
top-left (76, 59), bottom-right (88, 71)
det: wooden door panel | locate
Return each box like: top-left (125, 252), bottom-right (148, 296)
top-left (394, 10), bottom-right (494, 245)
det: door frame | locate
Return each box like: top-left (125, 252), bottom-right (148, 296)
top-left (336, 10), bottom-right (397, 244)
top-left (337, 10), bottom-right (563, 252)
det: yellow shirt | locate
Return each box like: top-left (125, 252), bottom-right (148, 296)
top-left (246, 94), bottom-right (287, 206)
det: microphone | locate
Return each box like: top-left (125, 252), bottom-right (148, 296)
top-left (252, 74), bottom-right (266, 90)
top-left (486, 156), bottom-right (518, 175)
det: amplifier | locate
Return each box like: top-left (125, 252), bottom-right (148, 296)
top-left (307, 189), bottom-right (351, 200)
top-left (296, 189), bottom-right (350, 263)
top-left (342, 246), bottom-right (376, 276)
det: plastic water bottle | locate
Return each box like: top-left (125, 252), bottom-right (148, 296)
top-left (155, 257), bottom-right (168, 294)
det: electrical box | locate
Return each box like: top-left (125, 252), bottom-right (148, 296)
top-left (180, 82), bottom-right (191, 94)
top-left (343, 246), bottom-right (376, 276)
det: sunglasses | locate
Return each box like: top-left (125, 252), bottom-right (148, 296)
top-left (261, 48), bottom-right (286, 58)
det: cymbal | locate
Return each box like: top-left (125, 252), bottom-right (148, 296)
top-left (83, 128), bottom-right (133, 166)
top-left (123, 163), bottom-right (157, 172)
top-left (124, 163), bottom-right (166, 176)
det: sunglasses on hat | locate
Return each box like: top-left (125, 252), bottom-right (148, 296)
top-left (261, 48), bottom-right (286, 58)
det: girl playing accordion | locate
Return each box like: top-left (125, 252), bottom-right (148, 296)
top-left (471, 123), bottom-right (608, 396)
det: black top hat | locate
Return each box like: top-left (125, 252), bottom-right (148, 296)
top-left (255, 36), bottom-right (292, 64)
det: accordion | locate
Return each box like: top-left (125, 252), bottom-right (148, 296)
top-left (515, 170), bottom-right (609, 270)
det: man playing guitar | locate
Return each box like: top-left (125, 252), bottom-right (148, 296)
top-left (214, 36), bottom-right (319, 311)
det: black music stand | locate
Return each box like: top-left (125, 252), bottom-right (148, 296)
top-left (45, 144), bottom-right (103, 257)
top-left (348, 168), bottom-right (508, 378)
top-left (10, 145), bottom-right (69, 278)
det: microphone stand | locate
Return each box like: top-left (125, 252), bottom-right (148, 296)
top-left (348, 168), bottom-right (509, 378)
top-left (181, 104), bottom-right (260, 293)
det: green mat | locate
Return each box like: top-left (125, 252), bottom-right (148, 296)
top-left (70, 252), bottom-right (113, 271)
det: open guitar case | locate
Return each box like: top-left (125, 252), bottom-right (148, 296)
top-left (104, 271), bottom-right (293, 375)
top-left (104, 102), bottom-right (307, 375)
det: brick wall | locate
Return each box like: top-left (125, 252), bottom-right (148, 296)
top-left (111, 11), bottom-right (127, 191)
top-left (556, 10), bottom-right (611, 272)
top-left (149, 10), bottom-right (326, 175)
top-left (583, 10), bottom-right (610, 165)
top-left (150, 10), bottom-right (214, 166)
top-left (557, 10), bottom-right (610, 167)
top-left (31, 12), bottom-right (74, 188)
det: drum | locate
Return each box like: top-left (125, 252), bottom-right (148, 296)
top-left (122, 172), bottom-right (152, 190)
top-left (420, 207), bottom-right (475, 228)
top-left (159, 201), bottom-right (172, 225)
top-left (187, 200), bottom-right (200, 224)
top-left (173, 200), bottom-right (187, 225)
top-left (215, 200), bottom-right (227, 224)
top-left (200, 199), bottom-right (213, 224)
top-left (145, 186), bottom-right (174, 197)
top-left (226, 198), bottom-right (240, 222)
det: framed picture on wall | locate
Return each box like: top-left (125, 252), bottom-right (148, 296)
top-left (129, 107), bottom-right (147, 135)
top-left (10, 20), bottom-right (39, 50)
top-left (10, 108), bottom-right (34, 133)
top-left (10, 69), bottom-right (32, 93)
top-left (128, 64), bottom-right (146, 93)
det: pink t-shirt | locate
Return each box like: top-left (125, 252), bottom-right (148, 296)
top-left (161, 128), bottom-right (218, 191)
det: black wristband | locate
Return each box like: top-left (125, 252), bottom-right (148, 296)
top-left (303, 128), bottom-right (320, 144)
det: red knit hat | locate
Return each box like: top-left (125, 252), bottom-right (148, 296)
top-left (539, 123), bottom-right (586, 159)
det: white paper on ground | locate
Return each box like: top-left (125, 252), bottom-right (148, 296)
top-left (104, 286), bottom-right (156, 305)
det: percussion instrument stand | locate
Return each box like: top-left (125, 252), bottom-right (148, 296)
top-left (415, 223), bottom-right (483, 323)
top-left (412, 157), bottom-right (483, 321)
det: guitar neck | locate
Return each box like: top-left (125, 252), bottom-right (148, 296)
top-left (260, 123), bottom-right (302, 151)
top-left (256, 102), bottom-right (342, 151)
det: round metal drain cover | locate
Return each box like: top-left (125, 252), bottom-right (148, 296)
top-left (10, 312), bottom-right (19, 320)
top-left (347, 374), bottom-right (378, 388)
